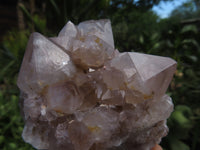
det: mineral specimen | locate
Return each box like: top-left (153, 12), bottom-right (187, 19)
top-left (17, 19), bottom-right (177, 150)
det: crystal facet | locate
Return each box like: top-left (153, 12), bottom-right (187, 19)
top-left (18, 19), bottom-right (177, 150)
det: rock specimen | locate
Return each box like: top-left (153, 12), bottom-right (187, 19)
top-left (17, 19), bottom-right (177, 150)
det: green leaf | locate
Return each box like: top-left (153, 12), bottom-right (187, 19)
top-left (170, 138), bottom-right (190, 150)
top-left (0, 60), bottom-right (15, 81)
top-left (49, 0), bottom-right (61, 15)
top-left (19, 4), bottom-right (32, 21)
top-left (139, 35), bottom-right (144, 44)
top-left (181, 25), bottom-right (198, 34)
top-left (0, 136), bottom-right (4, 145)
top-left (187, 55), bottom-right (198, 62)
top-left (32, 15), bottom-right (46, 33)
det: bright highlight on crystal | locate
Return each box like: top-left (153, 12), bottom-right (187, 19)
top-left (17, 19), bottom-right (177, 150)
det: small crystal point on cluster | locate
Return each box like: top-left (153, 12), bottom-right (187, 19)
top-left (17, 19), bottom-right (177, 150)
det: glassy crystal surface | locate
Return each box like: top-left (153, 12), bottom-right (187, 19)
top-left (17, 19), bottom-right (177, 150)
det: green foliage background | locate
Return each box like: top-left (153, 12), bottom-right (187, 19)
top-left (0, 0), bottom-right (200, 150)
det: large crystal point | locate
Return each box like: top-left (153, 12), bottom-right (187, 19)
top-left (108, 52), bottom-right (176, 103)
top-left (18, 19), bottom-right (177, 150)
top-left (127, 52), bottom-right (177, 98)
top-left (17, 32), bottom-right (77, 95)
top-left (50, 21), bottom-right (78, 50)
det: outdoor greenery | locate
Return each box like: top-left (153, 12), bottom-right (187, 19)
top-left (0, 0), bottom-right (200, 150)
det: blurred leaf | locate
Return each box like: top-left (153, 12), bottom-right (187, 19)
top-left (32, 15), bottom-right (46, 33)
top-left (49, 0), bottom-right (61, 15)
top-left (182, 39), bottom-right (200, 50)
top-left (139, 35), bottom-right (144, 44)
top-left (170, 138), bottom-right (190, 150)
top-left (187, 55), bottom-right (198, 62)
top-left (181, 25), bottom-right (198, 34)
top-left (19, 4), bottom-right (32, 21)
top-left (0, 60), bottom-right (15, 81)
top-left (0, 136), bottom-right (4, 145)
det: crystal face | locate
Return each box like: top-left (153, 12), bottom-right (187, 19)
top-left (17, 19), bottom-right (177, 150)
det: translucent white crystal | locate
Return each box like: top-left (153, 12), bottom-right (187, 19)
top-left (108, 52), bottom-right (136, 80)
top-left (108, 52), bottom-right (177, 101)
top-left (18, 19), bottom-right (177, 150)
top-left (17, 32), bottom-right (77, 95)
top-left (80, 107), bottom-right (119, 143)
top-left (102, 68), bottom-right (126, 90)
top-left (101, 89), bottom-right (125, 105)
top-left (22, 120), bottom-right (49, 149)
top-left (23, 96), bottom-right (43, 119)
top-left (68, 121), bottom-right (94, 150)
top-left (45, 81), bottom-right (83, 114)
top-left (50, 21), bottom-right (78, 51)
top-left (77, 19), bottom-right (114, 48)
top-left (72, 35), bottom-right (110, 68)
top-left (52, 20), bottom-right (115, 69)
top-left (59, 21), bottom-right (78, 37)
top-left (49, 121), bottom-right (74, 150)
top-left (120, 95), bottom-right (173, 131)
top-left (127, 52), bottom-right (177, 98)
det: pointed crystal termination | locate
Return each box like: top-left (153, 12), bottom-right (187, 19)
top-left (17, 32), bottom-right (77, 95)
top-left (18, 19), bottom-right (177, 150)
top-left (126, 52), bottom-right (177, 98)
top-left (108, 52), bottom-right (177, 102)
top-left (50, 21), bottom-right (78, 51)
top-left (77, 19), bottom-right (115, 49)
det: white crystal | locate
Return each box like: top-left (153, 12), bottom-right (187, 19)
top-left (59, 21), bottom-right (78, 38)
top-left (68, 121), bottom-right (94, 150)
top-left (72, 35), bottom-right (110, 68)
top-left (18, 19), bottom-right (177, 150)
top-left (17, 32), bottom-right (77, 95)
top-left (108, 52), bottom-right (177, 101)
top-left (127, 52), bottom-right (177, 98)
top-left (50, 21), bottom-right (78, 51)
top-left (22, 120), bottom-right (49, 149)
top-left (78, 19), bottom-right (114, 48)
top-left (45, 82), bottom-right (83, 114)
top-left (80, 107), bottom-right (119, 143)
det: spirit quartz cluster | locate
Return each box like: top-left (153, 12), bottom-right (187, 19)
top-left (17, 19), bottom-right (177, 150)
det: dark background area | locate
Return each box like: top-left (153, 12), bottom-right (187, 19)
top-left (0, 0), bottom-right (200, 150)
top-left (0, 0), bottom-right (18, 41)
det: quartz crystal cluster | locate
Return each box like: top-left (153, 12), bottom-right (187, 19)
top-left (17, 19), bottom-right (177, 150)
